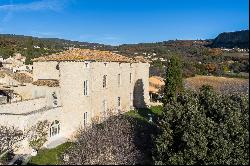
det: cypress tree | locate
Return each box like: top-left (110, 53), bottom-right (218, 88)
top-left (163, 55), bottom-right (183, 105)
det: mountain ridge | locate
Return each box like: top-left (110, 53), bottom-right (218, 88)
top-left (211, 30), bottom-right (249, 49)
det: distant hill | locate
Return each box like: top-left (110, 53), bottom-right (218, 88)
top-left (211, 30), bottom-right (249, 49)
top-left (0, 32), bottom-right (249, 78)
top-left (0, 34), bottom-right (108, 64)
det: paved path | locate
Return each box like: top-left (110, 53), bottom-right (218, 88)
top-left (46, 137), bottom-right (68, 149)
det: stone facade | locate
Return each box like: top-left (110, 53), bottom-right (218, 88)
top-left (58, 61), bottom-right (150, 136)
top-left (33, 61), bottom-right (60, 81)
top-left (0, 49), bottom-right (150, 154)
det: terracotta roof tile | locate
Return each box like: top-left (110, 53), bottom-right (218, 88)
top-left (32, 48), bottom-right (148, 63)
top-left (32, 79), bottom-right (59, 87)
top-left (149, 76), bottom-right (165, 86)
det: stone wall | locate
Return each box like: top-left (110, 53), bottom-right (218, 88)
top-left (33, 62), bottom-right (60, 81)
top-left (0, 106), bottom-right (63, 154)
top-left (0, 60), bottom-right (150, 153)
top-left (11, 84), bottom-right (39, 100)
top-left (59, 61), bottom-right (150, 137)
top-left (0, 97), bottom-right (47, 114)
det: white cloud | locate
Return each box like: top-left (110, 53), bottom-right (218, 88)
top-left (0, 0), bottom-right (70, 24)
top-left (0, 0), bottom-right (68, 12)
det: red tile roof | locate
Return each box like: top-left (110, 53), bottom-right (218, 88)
top-left (32, 79), bottom-right (59, 87)
top-left (32, 48), bottom-right (148, 63)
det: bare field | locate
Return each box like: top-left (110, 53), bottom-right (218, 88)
top-left (184, 75), bottom-right (249, 95)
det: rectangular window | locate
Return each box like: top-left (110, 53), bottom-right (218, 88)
top-left (129, 73), bottom-right (132, 83)
top-left (117, 97), bottom-right (121, 113)
top-left (83, 80), bottom-right (89, 96)
top-left (118, 74), bottom-right (121, 87)
top-left (130, 93), bottom-right (133, 106)
top-left (118, 97), bottom-right (121, 107)
top-left (103, 100), bottom-right (107, 115)
top-left (83, 112), bottom-right (88, 127)
top-left (103, 75), bottom-right (107, 88)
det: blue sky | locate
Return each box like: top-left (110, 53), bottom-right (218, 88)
top-left (0, 0), bottom-right (249, 45)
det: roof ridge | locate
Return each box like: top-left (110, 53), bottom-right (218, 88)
top-left (32, 48), bottom-right (148, 63)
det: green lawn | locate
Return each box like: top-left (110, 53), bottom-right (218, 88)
top-left (125, 106), bottom-right (163, 123)
top-left (28, 142), bottom-right (73, 165)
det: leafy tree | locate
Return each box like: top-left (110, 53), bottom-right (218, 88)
top-left (27, 120), bottom-right (50, 150)
top-left (0, 126), bottom-right (24, 155)
top-left (62, 114), bottom-right (143, 165)
top-left (163, 55), bottom-right (183, 104)
top-left (153, 86), bottom-right (249, 165)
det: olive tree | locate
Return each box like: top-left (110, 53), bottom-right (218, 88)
top-left (154, 86), bottom-right (249, 165)
top-left (27, 120), bottom-right (50, 150)
top-left (0, 126), bottom-right (23, 156)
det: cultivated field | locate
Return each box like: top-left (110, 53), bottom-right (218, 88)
top-left (184, 75), bottom-right (249, 95)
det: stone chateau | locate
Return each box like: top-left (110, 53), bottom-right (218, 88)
top-left (0, 48), bottom-right (150, 153)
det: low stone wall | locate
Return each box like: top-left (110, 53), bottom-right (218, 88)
top-left (0, 106), bottom-right (62, 129)
top-left (0, 97), bottom-right (46, 114)
top-left (0, 106), bottom-right (63, 154)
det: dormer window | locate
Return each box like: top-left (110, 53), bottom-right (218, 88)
top-left (130, 63), bottom-right (132, 68)
top-left (119, 63), bottom-right (122, 67)
top-left (104, 62), bottom-right (107, 67)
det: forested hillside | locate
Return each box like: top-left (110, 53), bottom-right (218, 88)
top-left (211, 30), bottom-right (249, 48)
top-left (0, 34), bottom-right (107, 64)
top-left (0, 31), bottom-right (249, 78)
top-left (109, 40), bottom-right (249, 78)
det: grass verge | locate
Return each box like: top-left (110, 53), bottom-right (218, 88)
top-left (28, 142), bottom-right (73, 165)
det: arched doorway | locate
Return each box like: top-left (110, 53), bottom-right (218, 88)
top-left (50, 120), bottom-right (60, 137)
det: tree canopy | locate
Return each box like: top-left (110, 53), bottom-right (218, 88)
top-left (62, 115), bottom-right (143, 165)
top-left (154, 86), bottom-right (249, 165)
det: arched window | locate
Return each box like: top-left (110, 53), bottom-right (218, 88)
top-left (50, 120), bottom-right (60, 137)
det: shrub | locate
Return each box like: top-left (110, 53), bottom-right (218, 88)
top-left (153, 86), bottom-right (249, 165)
top-left (62, 115), bottom-right (143, 165)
